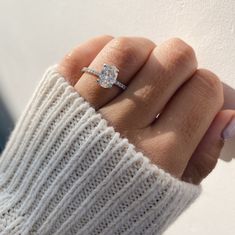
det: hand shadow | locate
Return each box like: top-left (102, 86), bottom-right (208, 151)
top-left (0, 93), bottom-right (14, 153)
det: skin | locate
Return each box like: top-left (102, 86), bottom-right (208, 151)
top-left (59, 35), bottom-right (235, 184)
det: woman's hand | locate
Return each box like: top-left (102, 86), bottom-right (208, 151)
top-left (59, 35), bottom-right (235, 184)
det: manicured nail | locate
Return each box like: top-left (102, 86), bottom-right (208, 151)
top-left (221, 116), bottom-right (235, 140)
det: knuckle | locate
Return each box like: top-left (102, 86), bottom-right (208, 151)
top-left (108, 37), bottom-right (138, 68)
top-left (193, 69), bottom-right (224, 106)
top-left (167, 37), bottom-right (197, 67)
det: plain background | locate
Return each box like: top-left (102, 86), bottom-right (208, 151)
top-left (0, 0), bottom-right (234, 234)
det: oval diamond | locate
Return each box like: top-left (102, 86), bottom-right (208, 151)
top-left (98, 64), bottom-right (119, 88)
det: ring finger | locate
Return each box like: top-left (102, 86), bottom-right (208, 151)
top-left (74, 37), bottom-right (156, 109)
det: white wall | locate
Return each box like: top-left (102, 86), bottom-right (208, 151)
top-left (0, 0), bottom-right (234, 234)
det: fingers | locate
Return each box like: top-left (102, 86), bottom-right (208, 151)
top-left (58, 35), bottom-right (113, 86)
top-left (100, 38), bottom-right (197, 129)
top-left (74, 37), bottom-right (156, 109)
top-left (148, 69), bottom-right (224, 177)
top-left (58, 35), bottom-right (228, 184)
top-left (182, 110), bottom-right (235, 184)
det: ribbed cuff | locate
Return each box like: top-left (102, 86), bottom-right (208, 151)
top-left (0, 66), bottom-right (201, 235)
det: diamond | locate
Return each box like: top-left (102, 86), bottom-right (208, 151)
top-left (98, 64), bottom-right (119, 88)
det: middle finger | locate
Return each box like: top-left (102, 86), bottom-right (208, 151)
top-left (100, 38), bottom-right (198, 129)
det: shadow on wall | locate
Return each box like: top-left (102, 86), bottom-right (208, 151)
top-left (0, 94), bottom-right (14, 154)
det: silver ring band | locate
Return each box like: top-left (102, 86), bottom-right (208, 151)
top-left (81, 64), bottom-right (127, 90)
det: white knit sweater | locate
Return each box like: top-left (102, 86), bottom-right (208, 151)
top-left (0, 66), bottom-right (201, 235)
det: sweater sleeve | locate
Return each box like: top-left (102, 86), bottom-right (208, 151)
top-left (0, 66), bottom-right (201, 235)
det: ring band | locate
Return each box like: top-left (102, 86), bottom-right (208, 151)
top-left (81, 64), bottom-right (127, 90)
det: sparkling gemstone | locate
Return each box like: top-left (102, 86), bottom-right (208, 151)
top-left (98, 64), bottom-right (119, 88)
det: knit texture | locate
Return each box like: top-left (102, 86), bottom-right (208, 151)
top-left (0, 66), bottom-right (201, 235)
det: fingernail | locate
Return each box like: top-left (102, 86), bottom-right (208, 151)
top-left (221, 116), bottom-right (235, 140)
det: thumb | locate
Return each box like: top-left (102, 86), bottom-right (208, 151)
top-left (182, 109), bottom-right (235, 184)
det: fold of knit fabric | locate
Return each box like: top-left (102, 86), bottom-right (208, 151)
top-left (0, 66), bottom-right (201, 235)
